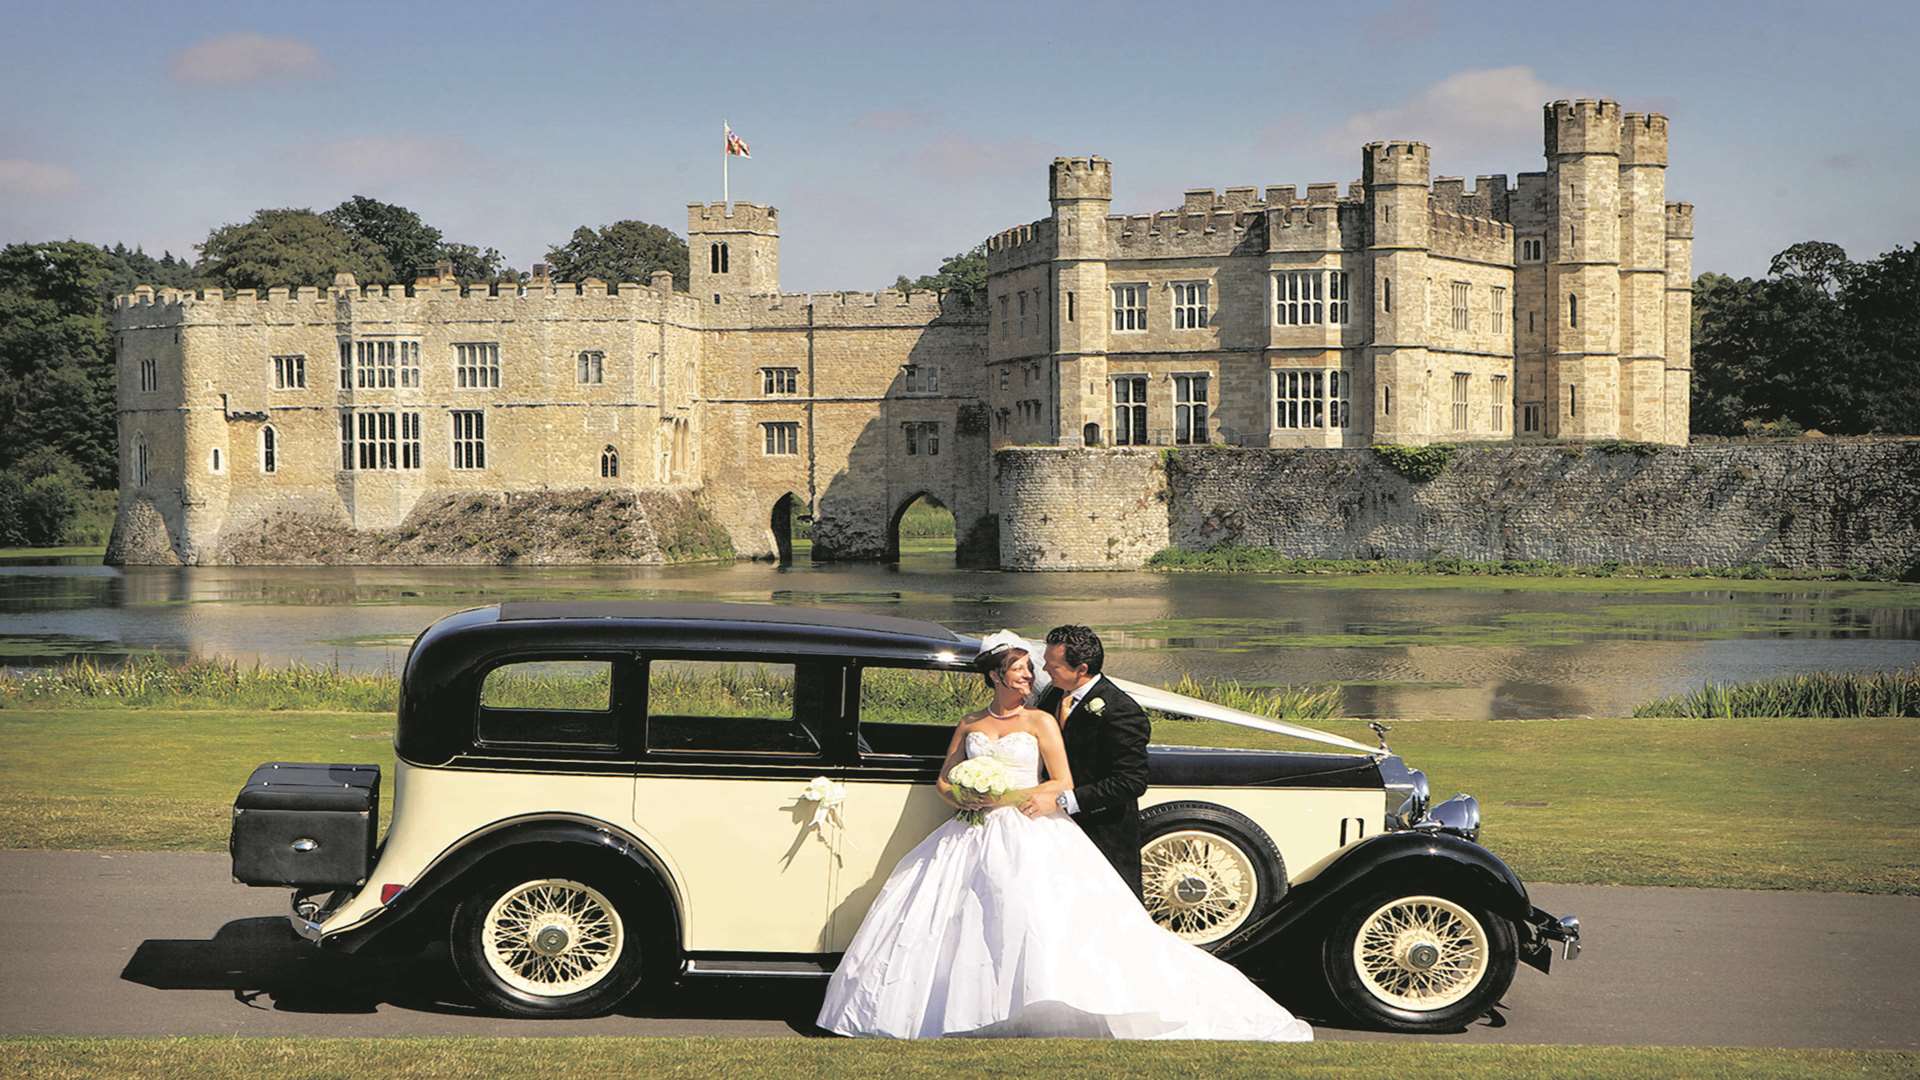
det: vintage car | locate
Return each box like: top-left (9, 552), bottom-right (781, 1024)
top-left (229, 601), bottom-right (1580, 1031)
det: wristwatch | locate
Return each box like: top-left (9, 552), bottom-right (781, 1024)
top-left (1055, 792), bottom-right (1073, 813)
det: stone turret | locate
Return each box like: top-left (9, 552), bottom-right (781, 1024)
top-left (1545, 100), bottom-right (1622, 439)
top-left (688, 202), bottom-right (780, 303)
top-left (1050, 157), bottom-right (1112, 445)
top-left (1364, 141), bottom-right (1431, 444)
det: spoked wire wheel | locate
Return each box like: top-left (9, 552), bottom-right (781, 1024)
top-left (481, 878), bottom-right (626, 997)
top-left (1351, 894), bottom-right (1490, 1010)
top-left (1141, 828), bottom-right (1261, 944)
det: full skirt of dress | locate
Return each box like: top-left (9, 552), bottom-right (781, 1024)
top-left (816, 805), bottom-right (1313, 1041)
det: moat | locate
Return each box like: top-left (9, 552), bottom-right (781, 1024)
top-left (4, 549), bottom-right (1916, 720)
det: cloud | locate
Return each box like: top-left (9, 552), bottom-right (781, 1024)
top-left (1332, 67), bottom-right (1581, 164)
top-left (0, 159), bottom-right (79, 197)
top-left (286, 135), bottom-right (478, 189)
top-left (170, 32), bottom-right (326, 85)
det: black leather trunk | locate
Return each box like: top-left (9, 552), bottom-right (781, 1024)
top-left (230, 762), bottom-right (381, 887)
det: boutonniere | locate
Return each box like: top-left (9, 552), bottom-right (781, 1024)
top-left (1086, 697), bottom-right (1106, 716)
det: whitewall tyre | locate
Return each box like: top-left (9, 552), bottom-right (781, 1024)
top-left (1321, 885), bottom-right (1517, 1033)
top-left (451, 866), bottom-right (650, 1018)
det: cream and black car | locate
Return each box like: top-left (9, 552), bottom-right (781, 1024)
top-left (228, 602), bottom-right (1580, 1032)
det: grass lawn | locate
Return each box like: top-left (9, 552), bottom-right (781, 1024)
top-left (0, 545), bottom-right (105, 560)
top-left (0, 706), bottom-right (1912, 894)
top-left (0, 1037), bottom-right (1913, 1079)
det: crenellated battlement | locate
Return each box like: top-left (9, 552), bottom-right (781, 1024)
top-left (1620, 112), bottom-right (1669, 166)
top-left (111, 274), bottom-right (707, 329)
top-left (985, 217), bottom-right (1058, 273)
top-left (1428, 207), bottom-right (1514, 263)
top-left (1109, 209), bottom-right (1263, 258)
top-left (1545, 99), bottom-right (1623, 157)
top-left (687, 201), bottom-right (779, 234)
top-left (1665, 202), bottom-right (1695, 239)
top-left (1049, 156), bottom-right (1112, 203)
top-left (1180, 187), bottom-right (1264, 213)
top-left (1363, 141), bottom-right (1431, 187)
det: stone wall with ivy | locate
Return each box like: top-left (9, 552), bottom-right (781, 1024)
top-left (994, 440), bottom-right (1920, 577)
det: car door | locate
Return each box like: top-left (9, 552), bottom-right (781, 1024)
top-left (630, 653), bottom-right (842, 955)
top-left (827, 661), bottom-right (970, 952)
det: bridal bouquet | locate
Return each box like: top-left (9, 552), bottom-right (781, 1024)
top-left (947, 757), bottom-right (1017, 826)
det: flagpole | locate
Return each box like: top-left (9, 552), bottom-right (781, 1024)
top-left (722, 119), bottom-right (730, 208)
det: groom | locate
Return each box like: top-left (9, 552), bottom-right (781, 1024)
top-left (1022, 624), bottom-right (1151, 901)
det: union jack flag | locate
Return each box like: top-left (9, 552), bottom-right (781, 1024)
top-left (725, 124), bottom-right (751, 158)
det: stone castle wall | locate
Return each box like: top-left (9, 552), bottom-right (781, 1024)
top-left (995, 441), bottom-right (1920, 576)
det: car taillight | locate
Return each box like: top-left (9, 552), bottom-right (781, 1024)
top-left (380, 884), bottom-right (405, 904)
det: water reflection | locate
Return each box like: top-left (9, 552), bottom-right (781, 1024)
top-left (1, 552), bottom-right (1916, 719)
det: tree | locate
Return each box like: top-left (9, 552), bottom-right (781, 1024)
top-left (196, 208), bottom-right (392, 292)
top-left (442, 242), bottom-right (518, 286)
top-left (544, 221), bottom-right (688, 289)
top-left (890, 243), bottom-right (988, 308)
top-left (325, 196), bottom-right (445, 281)
top-left (0, 242), bottom-right (117, 485)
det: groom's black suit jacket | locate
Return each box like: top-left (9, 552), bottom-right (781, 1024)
top-left (1038, 675), bottom-right (1151, 900)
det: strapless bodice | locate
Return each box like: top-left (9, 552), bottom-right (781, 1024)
top-left (964, 729), bottom-right (1042, 786)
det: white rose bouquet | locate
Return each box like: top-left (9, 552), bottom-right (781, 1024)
top-left (946, 756), bottom-right (1017, 826)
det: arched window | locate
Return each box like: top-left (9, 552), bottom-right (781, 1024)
top-left (1082, 422), bottom-right (1101, 447)
top-left (710, 242), bottom-right (730, 275)
top-left (133, 434), bottom-right (150, 488)
top-left (720, 242), bottom-right (729, 273)
top-left (601, 445), bottom-right (619, 478)
top-left (1568, 293), bottom-right (1579, 328)
top-left (260, 425), bottom-right (277, 474)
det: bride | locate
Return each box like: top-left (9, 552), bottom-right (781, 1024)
top-left (816, 637), bottom-right (1313, 1040)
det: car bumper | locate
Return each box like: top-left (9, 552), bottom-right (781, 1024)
top-left (1519, 904), bottom-right (1582, 973)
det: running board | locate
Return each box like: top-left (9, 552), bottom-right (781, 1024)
top-left (682, 956), bottom-right (837, 978)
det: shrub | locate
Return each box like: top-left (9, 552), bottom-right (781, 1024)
top-left (1371, 443), bottom-right (1456, 482)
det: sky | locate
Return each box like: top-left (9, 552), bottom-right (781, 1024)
top-left (2, 0), bottom-right (1915, 292)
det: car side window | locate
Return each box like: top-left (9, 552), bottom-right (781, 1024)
top-left (856, 663), bottom-right (981, 760)
top-left (476, 659), bottom-right (618, 749)
top-left (644, 658), bottom-right (829, 756)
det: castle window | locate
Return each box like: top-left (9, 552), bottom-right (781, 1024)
top-left (710, 242), bottom-right (729, 274)
top-left (1452, 373), bottom-right (1470, 432)
top-left (999, 368), bottom-right (1009, 391)
top-left (1330, 370), bottom-right (1351, 429)
top-left (1329, 272), bottom-right (1351, 326)
top-left (902, 364), bottom-right (938, 394)
top-left (763, 367), bottom-right (799, 395)
top-left (1491, 287), bottom-right (1507, 334)
top-left (260, 425), bottom-right (277, 474)
top-left (578, 351), bottom-right (605, 385)
top-left (454, 342), bottom-right (500, 389)
top-left (1171, 282), bottom-right (1208, 331)
top-left (1275, 271), bottom-right (1325, 326)
top-left (1523, 401), bottom-right (1543, 433)
top-left (1451, 282), bottom-right (1471, 332)
top-left (401, 412), bottom-right (421, 469)
top-left (352, 340), bottom-right (401, 389)
top-left (339, 341), bottom-right (351, 389)
top-left (1173, 373), bottom-right (1209, 444)
top-left (1521, 238), bottom-right (1543, 262)
top-left (1083, 422), bottom-right (1101, 446)
top-left (1066, 291), bottom-right (1075, 323)
top-left (762, 421), bottom-right (800, 456)
top-left (138, 358), bottom-right (158, 393)
top-left (1568, 293), bottom-right (1579, 328)
top-left (1382, 276), bottom-right (1393, 313)
top-left (1273, 370), bottom-right (1326, 430)
top-left (1382, 384), bottom-right (1392, 416)
top-left (272, 355), bottom-right (306, 390)
top-left (1528, 310), bottom-right (1536, 333)
top-left (359, 411), bottom-right (397, 469)
top-left (1568, 385), bottom-right (1578, 418)
top-left (601, 445), bottom-right (619, 478)
top-left (398, 341), bottom-right (419, 388)
top-left (1111, 284), bottom-right (1147, 332)
top-left (210, 447), bottom-right (223, 474)
top-left (451, 410), bottom-right (486, 469)
top-left (1113, 375), bottom-right (1148, 443)
top-left (1018, 291), bottom-right (1028, 334)
top-left (1568, 224), bottom-right (1576, 248)
top-left (999, 294), bottom-right (1009, 333)
top-left (903, 421), bottom-right (940, 457)
top-left (1492, 375), bottom-right (1508, 432)
top-left (133, 433), bottom-right (150, 488)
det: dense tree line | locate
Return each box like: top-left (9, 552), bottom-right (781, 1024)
top-left (1692, 241), bottom-right (1919, 436)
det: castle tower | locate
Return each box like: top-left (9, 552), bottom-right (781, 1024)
top-left (687, 202), bottom-right (780, 303)
top-left (1663, 202), bottom-right (1695, 444)
top-left (1363, 141), bottom-right (1432, 445)
top-left (1545, 100), bottom-right (1622, 439)
top-left (1618, 112), bottom-right (1670, 442)
top-left (1049, 157), bottom-right (1111, 446)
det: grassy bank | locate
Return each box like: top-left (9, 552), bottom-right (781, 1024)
top-left (1, 1037), bottom-right (1912, 1079)
top-left (1636, 667), bottom-right (1920, 718)
top-left (1146, 546), bottom-right (1906, 582)
top-left (1, 703), bottom-right (1913, 893)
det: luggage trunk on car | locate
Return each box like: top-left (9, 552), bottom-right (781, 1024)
top-left (230, 762), bottom-right (381, 888)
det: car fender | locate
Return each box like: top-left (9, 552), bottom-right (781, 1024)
top-left (1213, 830), bottom-right (1530, 960)
top-left (321, 814), bottom-right (683, 956)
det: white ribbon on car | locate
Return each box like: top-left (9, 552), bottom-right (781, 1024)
top-left (970, 633), bottom-right (1380, 757)
top-left (797, 775), bottom-right (846, 832)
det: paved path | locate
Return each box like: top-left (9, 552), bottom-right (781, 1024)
top-left (2, 851), bottom-right (1914, 1048)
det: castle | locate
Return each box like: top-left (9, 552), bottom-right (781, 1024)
top-left (108, 99), bottom-right (1691, 567)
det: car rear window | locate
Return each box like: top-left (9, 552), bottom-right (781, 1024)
top-left (476, 659), bottom-right (617, 749)
top-left (644, 659), bottom-right (821, 756)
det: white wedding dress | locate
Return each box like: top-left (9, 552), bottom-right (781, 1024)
top-left (817, 730), bottom-right (1313, 1040)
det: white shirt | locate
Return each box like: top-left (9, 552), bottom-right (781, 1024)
top-left (1054, 676), bottom-right (1103, 816)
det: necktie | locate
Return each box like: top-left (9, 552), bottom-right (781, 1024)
top-left (1056, 690), bottom-right (1072, 729)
